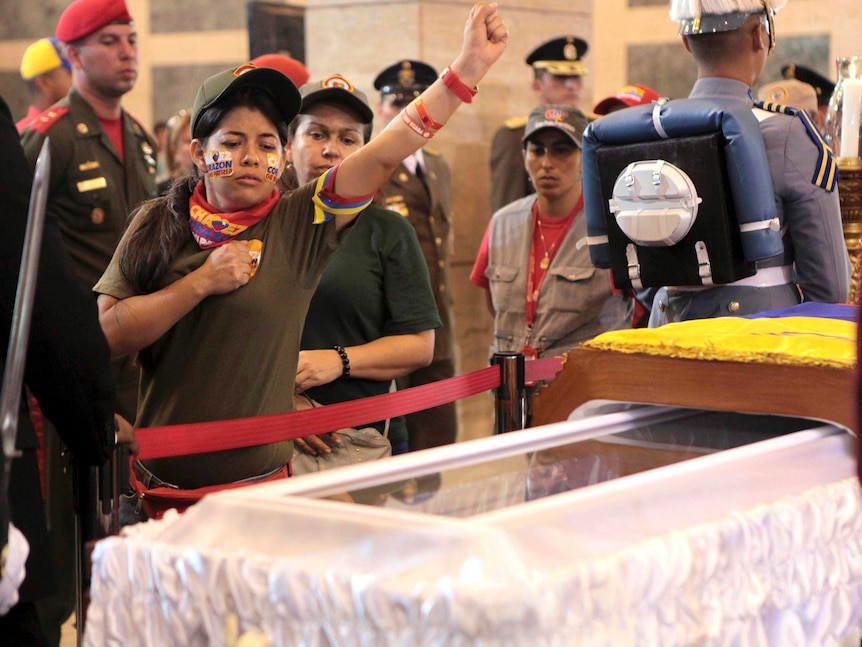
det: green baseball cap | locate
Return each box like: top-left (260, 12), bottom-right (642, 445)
top-left (523, 104), bottom-right (588, 148)
top-left (191, 63), bottom-right (302, 139)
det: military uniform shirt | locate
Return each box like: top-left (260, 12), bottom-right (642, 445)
top-left (20, 89), bottom-right (158, 290)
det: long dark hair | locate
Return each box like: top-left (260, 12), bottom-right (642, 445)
top-left (118, 86), bottom-right (290, 294)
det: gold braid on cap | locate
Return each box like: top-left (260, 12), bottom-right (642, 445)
top-left (532, 60), bottom-right (588, 77)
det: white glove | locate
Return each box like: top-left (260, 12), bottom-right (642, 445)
top-left (0, 523), bottom-right (29, 616)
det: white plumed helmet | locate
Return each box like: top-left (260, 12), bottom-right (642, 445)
top-left (670, 0), bottom-right (787, 37)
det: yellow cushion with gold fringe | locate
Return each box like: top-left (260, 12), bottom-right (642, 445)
top-left (583, 316), bottom-right (856, 369)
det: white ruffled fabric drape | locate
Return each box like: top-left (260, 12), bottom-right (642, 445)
top-left (84, 477), bottom-right (862, 646)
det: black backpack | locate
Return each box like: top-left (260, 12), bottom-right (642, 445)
top-left (582, 98), bottom-right (784, 289)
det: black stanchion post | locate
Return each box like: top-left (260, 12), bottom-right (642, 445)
top-left (492, 352), bottom-right (526, 434)
top-left (74, 448), bottom-right (123, 645)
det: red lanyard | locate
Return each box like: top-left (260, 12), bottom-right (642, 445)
top-left (522, 194), bottom-right (583, 357)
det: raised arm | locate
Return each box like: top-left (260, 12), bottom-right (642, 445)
top-left (333, 3), bottom-right (508, 198)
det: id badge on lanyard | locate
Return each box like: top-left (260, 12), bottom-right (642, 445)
top-left (520, 325), bottom-right (538, 386)
top-left (520, 343), bottom-right (538, 360)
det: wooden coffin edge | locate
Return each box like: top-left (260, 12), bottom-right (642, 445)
top-left (530, 345), bottom-right (856, 434)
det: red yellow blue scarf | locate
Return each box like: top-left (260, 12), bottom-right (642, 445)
top-left (188, 180), bottom-right (279, 249)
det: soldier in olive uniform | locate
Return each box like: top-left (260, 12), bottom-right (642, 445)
top-left (374, 60), bottom-right (459, 452)
top-left (18, 0), bottom-right (156, 642)
top-left (20, 0), bottom-right (156, 419)
top-left (489, 36), bottom-right (589, 214)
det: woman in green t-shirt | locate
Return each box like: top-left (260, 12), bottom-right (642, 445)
top-left (285, 76), bottom-right (441, 460)
top-left (94, 4), bottom-right (508, 491)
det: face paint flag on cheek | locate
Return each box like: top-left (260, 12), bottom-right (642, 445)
top-left (265, 154), bottom-right (281, 183)
top-left (205, 150), bottom-right (233, 178)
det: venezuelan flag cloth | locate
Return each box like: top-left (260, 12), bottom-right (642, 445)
top-left (583, 303), bottom-right (857, 369)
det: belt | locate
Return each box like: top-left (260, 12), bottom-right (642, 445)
top-left (132, 459), bottom-right (285, 490)
top-left (667, 265), bottom-right (793, 294)
top-left (727, 265), bottom-right (793, 288)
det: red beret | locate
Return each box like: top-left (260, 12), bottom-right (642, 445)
top-left (249, 54), bottom-right (310, 88)
top-left (56, 0), bottom-right (134, 43)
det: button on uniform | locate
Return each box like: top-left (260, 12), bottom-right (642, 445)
top-left (727, 301), bottom-right (740, 313)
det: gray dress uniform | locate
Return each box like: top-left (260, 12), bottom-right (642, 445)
top-left (649, 78), bottom-right (850, 326)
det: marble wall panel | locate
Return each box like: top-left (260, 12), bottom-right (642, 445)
top-left (0, 0), bottom-right (66, 40)
top-left (627, 42), bottom-right (696, 101)
top-left (151, 63), bottom-right (228, 125)
top-left (150, 0), bottom-right (247, 33)
top-left (627, 35), bottom-right (831, 102)
top-left (0, 72), bottom-right (29, 124)
top-left (760, 35), bottom-right (833, 86)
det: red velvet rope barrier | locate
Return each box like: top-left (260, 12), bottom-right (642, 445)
top-left (136, 356), bottom-right (564, 460)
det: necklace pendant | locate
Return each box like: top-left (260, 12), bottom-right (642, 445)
top-left (540, 256), bottom-right (550, 270)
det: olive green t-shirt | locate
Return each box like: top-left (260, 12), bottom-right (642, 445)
top-left (95, 182), bottom-right (341, 488)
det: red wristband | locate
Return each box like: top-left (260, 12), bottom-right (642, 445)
top-left (414, 98), bottom-right (444, 130)
top-left (401, 109), bottom-right (434, 139)
top-left (441, 66), bottom-right (478, 103)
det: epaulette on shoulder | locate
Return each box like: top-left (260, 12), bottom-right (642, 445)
top-left (755, 100), bottom-right (837, 193)
top-left (127, 113), bottom-right (153, 141)
top-left (423, 147), bottom-right (441, 156)
top-left (504, 115), bottom-right (528, 129)
top-left (28, 106), bottom-right (69, 134)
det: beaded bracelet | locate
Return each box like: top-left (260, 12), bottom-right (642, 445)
top-left (401, 109), bottom-right (434, 139)
top-left (441, 66), bottom-right (478, 103)
top-left (414, 98), bottom-right (444, 131)
top-left (333, 345), bottom-right (351, 378)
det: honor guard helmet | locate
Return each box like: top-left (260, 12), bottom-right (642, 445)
top-left (670, 0), bottom-right (787, 48)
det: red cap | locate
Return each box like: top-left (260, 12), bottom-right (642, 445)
top-left (249, 54), bottom-right (310, 88)
top-left (593, 84), bottom-right (660, 116)
top-left (56, 0), bottom-right (134, 43)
